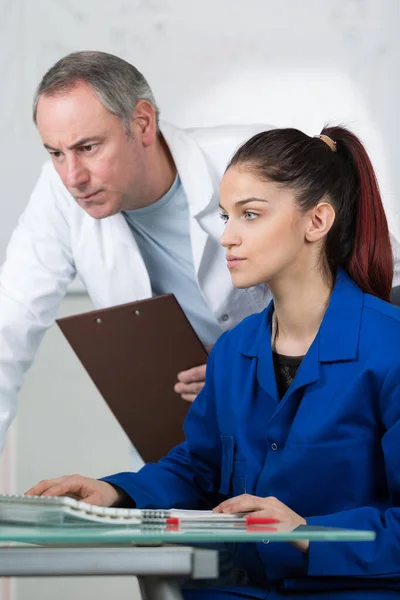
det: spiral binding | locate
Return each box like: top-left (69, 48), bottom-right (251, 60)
top-left (141, 510), bottom-right (171, 520)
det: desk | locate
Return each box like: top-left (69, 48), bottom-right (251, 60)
top-left (0, 524), bottom-right (375, 600)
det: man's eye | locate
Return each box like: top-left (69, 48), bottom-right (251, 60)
top-left (219, 212), bottom-right (228, 224)
top-left (50, 151), bottom-right (62, 159)
top-left (81, 144), bottom-right (95, 152)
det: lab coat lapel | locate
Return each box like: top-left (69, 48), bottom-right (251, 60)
top-left (78, 211), bottom-right (151, 308)
top-left (160, 122), bottom-right (215, 276)
top-left (107, 213), bottom-right (153, 304)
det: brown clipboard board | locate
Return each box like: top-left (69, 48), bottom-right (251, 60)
top-left (56, 294), bottom-right (208, 463)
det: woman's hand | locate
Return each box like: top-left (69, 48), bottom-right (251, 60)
top-left (213, 493), bottom-right (309, 553)
top-left (25, 474), bottom-right (121, 507)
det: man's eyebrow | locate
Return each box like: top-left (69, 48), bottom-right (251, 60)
top-left (43, 137), bottom-right (103, 152)
top-left (219, 197), bottom-right (269, 210)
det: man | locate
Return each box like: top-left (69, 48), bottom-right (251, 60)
top-left (0, 50), bottom-right (399, 454)
top-left (0, 50), bottom-right (273, 452)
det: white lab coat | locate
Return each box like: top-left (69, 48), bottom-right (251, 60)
top-left (0, 121), bottom-right (399, 452)
top-left (0, 122), bottom-right (273, 450)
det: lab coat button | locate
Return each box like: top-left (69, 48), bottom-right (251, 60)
top-left (271, 442), bottom-right (278, 451)
top-left (221, 314), bottom-right (229, 322)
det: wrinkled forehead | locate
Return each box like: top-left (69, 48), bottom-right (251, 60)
top-left (36, 83), bottom-right (120, 147)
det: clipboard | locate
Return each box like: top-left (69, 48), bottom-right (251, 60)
top-left (56, 294), bottom-right (208, 463)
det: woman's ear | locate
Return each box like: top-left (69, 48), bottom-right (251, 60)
top-left (305, 201), bottom-right (336, 243)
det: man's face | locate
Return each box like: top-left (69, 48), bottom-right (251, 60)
top-left (36, 82), bottom-right (147, 218)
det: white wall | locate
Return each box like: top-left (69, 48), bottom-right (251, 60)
top-left (0, 1), bottom-right (399, 600)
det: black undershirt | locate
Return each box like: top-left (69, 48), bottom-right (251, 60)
top-left (272, 352), bottom-right (304, 400)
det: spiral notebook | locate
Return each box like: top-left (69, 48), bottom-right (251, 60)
top-left (0, 494), bottom-right (248, 527)
top-left (56, 294), bottom-right (208, 463)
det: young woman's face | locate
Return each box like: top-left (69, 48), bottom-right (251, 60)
top-left (219, 166), bottom-right (314, 289)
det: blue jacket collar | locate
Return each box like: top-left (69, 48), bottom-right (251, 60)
top-left (239, 269), bottom-right (364, 364)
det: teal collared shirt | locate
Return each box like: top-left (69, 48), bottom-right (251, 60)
top-left (103, 270), bottom-right (400, 597)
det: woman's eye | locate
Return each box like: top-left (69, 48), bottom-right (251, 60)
top-left (244, 211), bottom-right (258, 221)
top-left (219, 212), bottom-right (229, 224)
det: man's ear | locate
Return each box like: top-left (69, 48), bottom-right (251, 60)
top-left (130, 100), bottom-right (158, 146)
top-left (305, 201), bottom-right (336, 243)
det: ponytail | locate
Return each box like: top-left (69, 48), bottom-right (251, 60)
top-left (323, 126), bottom-right (393, 302)
top-left (229, 125), bottom-right (394, 302)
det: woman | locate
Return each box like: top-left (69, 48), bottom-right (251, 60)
top-left (28, 126), bottom-right (400, 598)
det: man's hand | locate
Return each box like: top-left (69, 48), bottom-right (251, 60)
top-left (25, 474), bottom-right (121, 507)
top-left (174, 363), bottom-right (206, 403)
top-left (175, 345), bottom-right (213, 403)
top-left (213, 494), bottom-right (309, 553)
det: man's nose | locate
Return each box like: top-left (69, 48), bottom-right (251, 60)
top-left (64, 156), bottom-right (90, 189)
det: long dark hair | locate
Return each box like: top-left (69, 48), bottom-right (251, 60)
top-left (227, 126), bottom-right (393, 301)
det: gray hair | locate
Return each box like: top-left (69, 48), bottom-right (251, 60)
top-left (32, 50), bottom-right (160, 133)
